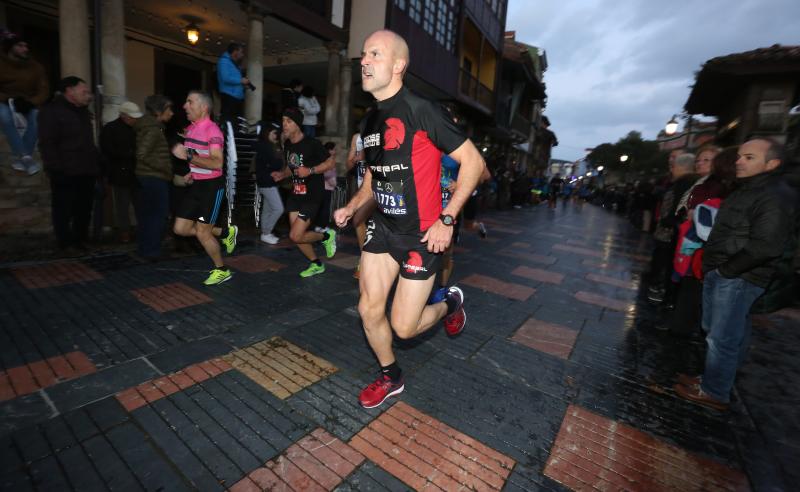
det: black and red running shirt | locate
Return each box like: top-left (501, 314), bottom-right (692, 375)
top-left (360, 87), bottom-right (466, 234)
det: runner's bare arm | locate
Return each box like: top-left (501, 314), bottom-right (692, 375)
top-left (442, 140), bottom-right (485, 217)
top-left (346, 133), bottom-right (362, 171)
top-left (173, 146), bottom-right (224, 170)
top-left (295, 155), bottom-right (335, 178)
top-left (334, 168), bottom-right (373, 227)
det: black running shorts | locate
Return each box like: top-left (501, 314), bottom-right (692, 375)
top-left (176, 177), bottom-right (225, 224)
top-left (362, 216), bottom-right (441, 280)
top-left (286, 193), bottom-right (324, 222)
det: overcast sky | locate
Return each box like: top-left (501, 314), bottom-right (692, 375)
top-left (506, 0), bottom-right (800, 161)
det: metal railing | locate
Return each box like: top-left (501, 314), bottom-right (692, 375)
top-left (459, 69), bottom-right (495, 111)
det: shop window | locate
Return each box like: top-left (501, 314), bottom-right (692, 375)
top-left (395, 0), bottom-right (406, 10)
top-left (409, 0), bottom-right (422, 23)
top-left (423, 0), bottom-right (435, 35)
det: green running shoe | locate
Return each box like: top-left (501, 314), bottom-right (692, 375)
top-left (300, 262), bottom-right (325, 278)
top-left (322, 229), bottom-right (337, 258)
top-left (204, 268), bottom-right (232, 285)
top-left (222, 225), bottom-right (238, 254)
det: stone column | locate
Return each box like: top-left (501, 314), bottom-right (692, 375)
top-left (337, 57), bottom-right (353, 140)
top-left (59, 0), bottom-right (91, 82)
top-left (324, 42), bottom-right (342, 136)
top-left (244, 12), bottom-right (264, 123)
top-left (100, 0), bottom-right (126, 123)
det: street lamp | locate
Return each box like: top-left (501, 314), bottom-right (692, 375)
top-left (597, 166), bottom-right (604, 171)
top-left (620, 154), bottom-right (629, 163)
top-left (665, 115), bottom-right (679, 136)
top-left (186, 23), bottom-right (200, 45)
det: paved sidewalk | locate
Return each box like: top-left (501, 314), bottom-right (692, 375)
top-left (1, 202), bottom-right (797, 491)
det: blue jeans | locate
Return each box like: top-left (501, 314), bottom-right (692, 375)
top-left (135, 177), bottom-right (170, 258)
top-left (700, 270), bottom-right (765, 402)
top-left (302, 125), bottom-right (316, 138)
top-left (0, 103), bottom-right (38, 157)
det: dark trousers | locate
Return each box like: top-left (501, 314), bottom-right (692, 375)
top-left (220, 93), bottom-right (243, 124)
top-left (49, 172), bottom-right (95, 249)
top-left (670, 276), bottom-right (703, 336)
top-left (134, 176), bottom-right (170, 258)
top-left (315, 189), bottom-right (332, 227)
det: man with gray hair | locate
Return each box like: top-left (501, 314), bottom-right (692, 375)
top-left (675, 138), bottom-right (797, 410)
top-left (171, 90), bottom-right (238, 285)
top-left (647, 152), bottom-right (697, 306)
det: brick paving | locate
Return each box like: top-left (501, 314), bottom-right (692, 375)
top-left (544, 405), bottom-right (751, 491)
top-left (0, 202), bottom-right (797, 491)
top-left (12, 261), bottom-right (103, 289)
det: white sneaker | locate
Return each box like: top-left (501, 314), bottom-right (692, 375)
top-left (22, 156), bottom-right (40, 176)
top-left (260, 233), bottom-right (280, 244)
top-left (313, 226), bottom-right (329, 234)
top-left (11, 159), bottom-right (26, 172)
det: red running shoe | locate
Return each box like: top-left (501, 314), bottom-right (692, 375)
top-left (443, 286), bottom-right (466, 336)
top-left (359, 374), bottom-right (404, 409)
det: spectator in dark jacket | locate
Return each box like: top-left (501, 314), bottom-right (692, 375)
top-left (647, 152), bottom-right (696, 305)
top-left (250, 121), bottom-right (284, 244)
top-left (134, 95), bottom-right (174, 259)
top-left (0, 32), bottom-right (49, 175)
top-left (675, 138), bottom-right (798, 411)
top-left (99, 101), bottom-right (141, 242)
top-left (38, 76), bottom-right (101, 250)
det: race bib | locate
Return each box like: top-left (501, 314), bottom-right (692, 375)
top-left (373, 180), bottom-right (407, 216)
top-left (442, 189), bottom-right (453, 208)
top-left (292, 180), bottom-right (307, 195)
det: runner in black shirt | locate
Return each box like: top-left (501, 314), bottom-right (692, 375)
top-left (548, 173), bottom-right (563, 209)
top-left (333, 30), bottom-right (485, 408)
top-left (272, 107), bottom-right (337, 277)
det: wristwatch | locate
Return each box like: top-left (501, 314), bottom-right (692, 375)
top-left (439, 214), bottom-right (455, 226)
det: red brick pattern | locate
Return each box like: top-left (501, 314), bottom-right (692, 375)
top-left (12, 261), bottom-right (103, 289)
top-left (512, 266), bottom-right (564, 285)
top-left (498, 250), bottom-right (557, 265)
top-left (461, 273), bottom-right (535, 301)
top-left (226, 254), bottom-right (287, 273)
top-left (574, 291), bottom-right (632, 312)
top-left (350, 402), bottom-right (515, 491)
top-left (0, 351), bottom-right (96, 401)
top-left (115, 358), bottom-right (232, 412)
top-left (552, 243), bottom-right (604, 258)
top-left (130, 282), bottom-right (213, 313)
top-left (228, 428), bottom-right (364, 492)
top-left (586, 273), bottom-right (638, 290)
top-left (544, 405), bottom-right (751, 492)
top-left (511, 318), bottom-right (578, 359)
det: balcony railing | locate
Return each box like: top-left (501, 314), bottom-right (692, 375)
top-left (511, 113), bottom-right (532, 136)
top-left (459, 69), bottom-right (495, 112)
